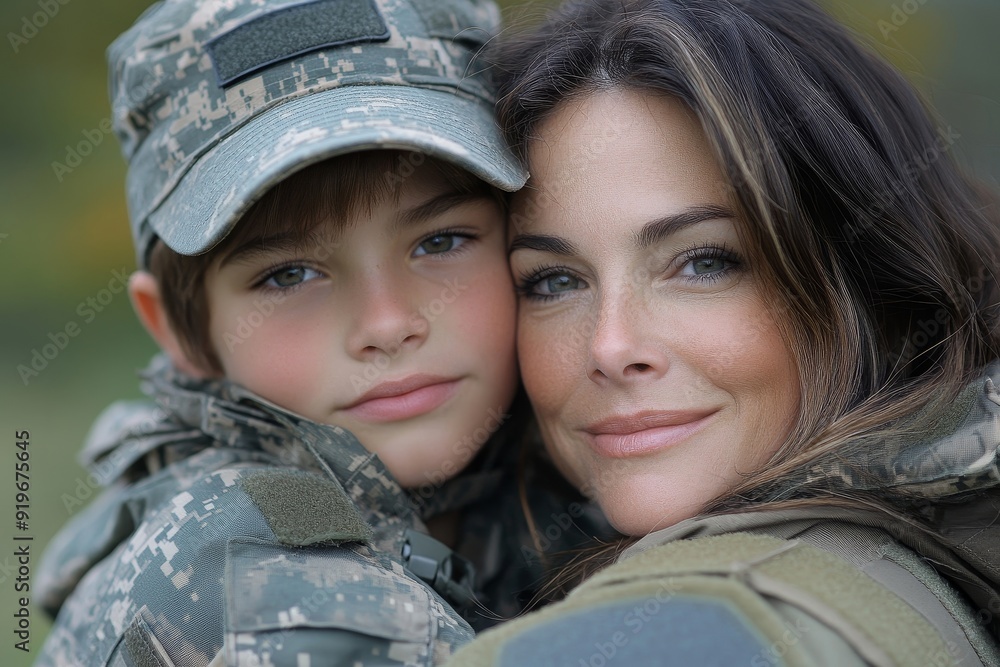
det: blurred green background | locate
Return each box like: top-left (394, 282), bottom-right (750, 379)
top-left (0, 0), bottom-right (997, 664)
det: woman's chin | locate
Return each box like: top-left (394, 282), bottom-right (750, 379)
top-left (597, 485), bottom-right (705, 537)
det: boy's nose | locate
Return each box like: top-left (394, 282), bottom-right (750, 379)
top-left (346, 279), bottom-right (429, 360)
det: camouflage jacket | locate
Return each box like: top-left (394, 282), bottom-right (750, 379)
top-left (35, 355), bottom-right (611, 666)
top-left (451, 361), bottom-right (1000, 667)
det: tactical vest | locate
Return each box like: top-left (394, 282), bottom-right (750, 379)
top-left (451, 518), bottom-right (1000, 666)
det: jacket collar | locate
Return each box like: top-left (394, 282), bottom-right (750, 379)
top-left (78, 354), bottom-right (509, 534)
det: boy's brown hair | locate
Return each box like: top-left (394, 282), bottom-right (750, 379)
top-left (148, 150), bottom-right (504, 375)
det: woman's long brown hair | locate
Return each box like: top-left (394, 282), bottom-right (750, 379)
top-left (490, 0), bottom-right (1000, 597)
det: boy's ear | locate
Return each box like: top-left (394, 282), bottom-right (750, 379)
top-left (128, 271), bottom-right (210, 379)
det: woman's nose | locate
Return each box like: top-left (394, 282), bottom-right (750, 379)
top-left (587, 290), bottom-right (668, 385)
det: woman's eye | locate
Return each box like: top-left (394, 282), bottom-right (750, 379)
top-left (526, 272), bottom-right (585, 297)
top-left (542, 274), bottom-right (580, 293)
top-left (415, 234), bottom-right (467, 256)
top-left (688, 257), bottom-right (730, 275)
top-left (263, 266), bottom-right (320, 289)
top-left (680, 253), bottom-right (738, 279)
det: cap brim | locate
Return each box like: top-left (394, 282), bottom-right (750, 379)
top-left (145, 85), bottom-right (527, 257)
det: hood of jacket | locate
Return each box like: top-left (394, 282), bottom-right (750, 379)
top-left (796, 359), bottom-right (1000, 501)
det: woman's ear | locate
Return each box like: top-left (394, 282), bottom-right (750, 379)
top-left (128, 271), bottom-right (210, 379)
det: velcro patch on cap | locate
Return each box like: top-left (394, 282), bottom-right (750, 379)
top-left (207, 0), bottom-right (391, 86)
top-left (240, 469), bottom-right (373, 546)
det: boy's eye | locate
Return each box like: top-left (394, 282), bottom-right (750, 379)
top-left (263, 266), bottom-right (320, 289)
top-left (414, 234), bottom-right (467, 256)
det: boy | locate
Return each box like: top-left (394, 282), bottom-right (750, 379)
top-left (33, 0), bottom-right (605, 664)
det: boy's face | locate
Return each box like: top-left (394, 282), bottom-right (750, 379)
top-left (203, 162), bottom-right (519, 488)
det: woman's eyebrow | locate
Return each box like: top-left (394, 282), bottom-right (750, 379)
top-left (508, 234), bottom-right (578, 256)
top-left (635, 205), bottom-right (735, 249)
top-left (509, 205), bottom-right (735, 257)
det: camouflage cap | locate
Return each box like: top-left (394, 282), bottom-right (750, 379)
top-left (108, 0), bottom-right (527, 267)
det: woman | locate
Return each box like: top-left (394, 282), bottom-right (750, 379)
top-left (454, 0), bottom-right (1000, 664)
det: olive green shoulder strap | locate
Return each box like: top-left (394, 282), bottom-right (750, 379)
top-left (783, 520), bottom-right (997, 666)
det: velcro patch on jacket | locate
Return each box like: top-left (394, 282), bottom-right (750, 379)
top-left (239, 470), bottom-right (373, 546)
top-left (206, 0), bottom-right (390, 86)
top-left (122, 606), bottom-right (175, 667)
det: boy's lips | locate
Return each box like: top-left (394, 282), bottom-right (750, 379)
top-left (343, 375), bottom-right (461, 423)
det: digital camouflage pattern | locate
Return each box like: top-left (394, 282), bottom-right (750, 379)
top-left (35, 354), bottom-right (612, 666)
top-left (108, 0), bottom-right (527, 267)
top-left (450, 362), bottom-right (1000, 666)
top-left (778, 361), bottom-right (1000, 498)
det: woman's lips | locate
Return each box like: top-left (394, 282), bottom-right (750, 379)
top-left (584, 410), bottom-right (717, 458)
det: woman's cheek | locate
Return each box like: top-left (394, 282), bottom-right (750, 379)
top-left (538, 419), bottom-right (589, 491)
top-left (518, 310), bottom-right (590, 475)
top-left (517, 316), bottom-right (563, 413)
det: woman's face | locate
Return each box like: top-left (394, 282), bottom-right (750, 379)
top-left (510, 89), bottom-right (801, 535)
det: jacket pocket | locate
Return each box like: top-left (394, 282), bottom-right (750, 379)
top-left (224, 537), bottom-right (436, 666)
